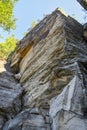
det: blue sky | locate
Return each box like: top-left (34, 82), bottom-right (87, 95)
top-left (0, 0), bottom-right (86, 42)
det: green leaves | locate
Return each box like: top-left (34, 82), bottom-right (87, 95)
top-left (0, 0), bottom-right (18, 31)
top-left (0, 1), bottom-right (19, 58)
top-left (0, 35), bottom-right (18, 59)
top-left (31, 21), bottom-right (37, 28)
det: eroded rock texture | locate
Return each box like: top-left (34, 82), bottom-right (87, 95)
top-left (1, 8), bottom-right (87, 130)
top-left (0, 59), bottom-right (23, 130)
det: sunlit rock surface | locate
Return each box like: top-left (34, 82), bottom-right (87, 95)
top-left (1, 8), bottom-right (87, 130)
top-left (50, 75), bottom-right (87, 130)
top-left (0, 59), bottom-right (6, 73)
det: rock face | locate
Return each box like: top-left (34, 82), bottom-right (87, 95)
top-left (77, 0), bottom-right (87, 10)
top-left (83, 23), bottom-right (87, 40)
top-left (0, 59), bottom-right (6, 72)
top-left (0, 60), bottom-right (23, 130)
top-left (1, 8), bottom-right (87, 130)
top-left (50, 76), bottom-right (87, 130)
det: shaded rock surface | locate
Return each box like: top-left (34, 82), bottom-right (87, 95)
top-left (0, 59), bottom-right (23, 129)
top-left (0, 7), bottom-right (87, 130)
top-left (77, 0), bottom-right (87, 10)
top-left (3, 108), bottom-right (50, 130)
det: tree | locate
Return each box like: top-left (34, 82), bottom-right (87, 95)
top-left (0, 0), bottom-right (19, 31)
top-left (0, 35), bottom-right (18, 59)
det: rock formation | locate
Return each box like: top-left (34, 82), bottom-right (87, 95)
top-left (77, 0), bottom-right (87, 10)
top-left (77, 0), bottom-right (87, 41)
top-left (0, 6), bottom-right (87, 130)
top-left (83, 23), bottom-right (87, 40)
top-left (0, 59), bottom-right (23, 129)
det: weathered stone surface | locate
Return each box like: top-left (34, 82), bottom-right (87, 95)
top-left (11, 8), bottom-right (87, 110)
top-left (0, 115), bottom-right (5, 130)
top-left (50, 75), bottom-right (85, 117)
top-left (0, 72), bottom-right (23, 118)
top-left (77, 0), bottom-right (87, 10)
top-left (83, 23), bottom-right (87, 40)
top-left (49, 74), bottom-right (87, 130)
top-left (50, 110), bottom-right (87, 130)
top-left (0, 60), bottom-right (23, 129)
top-left (3, 108), bottom-right (51, 130)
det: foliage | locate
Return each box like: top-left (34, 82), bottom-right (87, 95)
top-left (0, 0), bottom-right (19, 31)
top-left (23, 31), bottom-right (28, 36)
top-left (31, 21), bottom-right (37, 28)
top-left (0, 35), bottom-right (18, 59)
top-left (27, 21), bottom-right (38, 33)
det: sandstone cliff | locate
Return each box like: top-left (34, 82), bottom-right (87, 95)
top-left (0, 7), bottom-right (87, 130)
